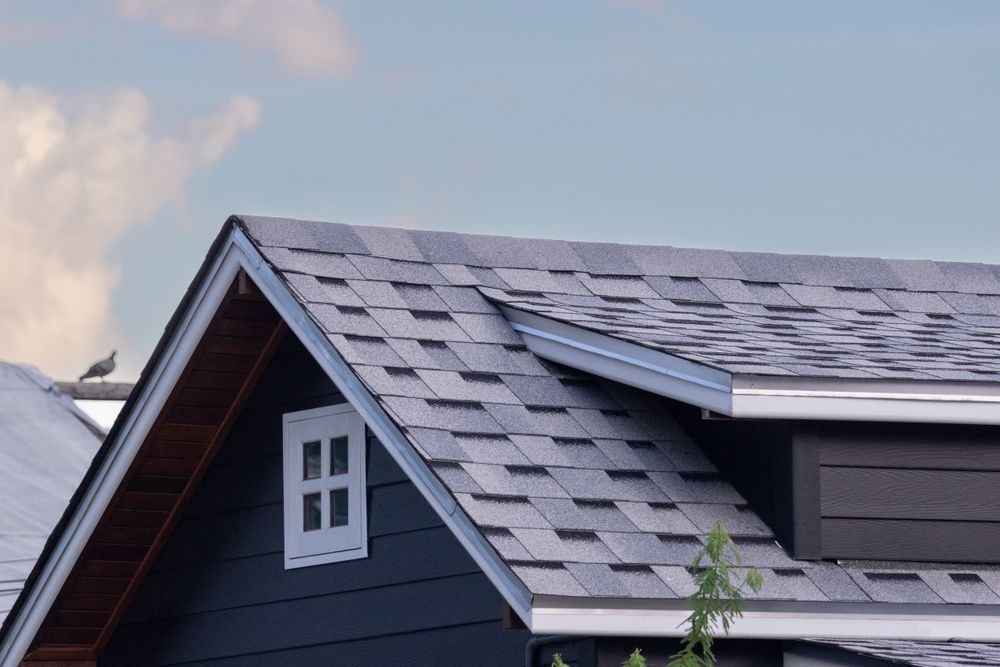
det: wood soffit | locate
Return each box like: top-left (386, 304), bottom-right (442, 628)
top-left (25, 274), bottom-right (286, 663)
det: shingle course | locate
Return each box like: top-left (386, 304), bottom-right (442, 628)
top-left (240, 215), bottom-right (1000, 606)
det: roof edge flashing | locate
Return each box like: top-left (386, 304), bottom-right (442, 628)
top-left (499, 305), bottom-right (734, 415)
top-left (530, 601), bottom-right (1000, 641)
top-left (500, 305), bottom-right (1000, 425)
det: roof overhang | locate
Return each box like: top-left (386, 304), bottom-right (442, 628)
top-left (501, 306), bottom-right (1000, 425)
top-left (529, 597), bottom-right (1000, 641)
top-left (0, 223), bottom-right (532, 666)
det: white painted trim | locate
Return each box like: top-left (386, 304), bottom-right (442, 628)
top-left (501, 306), bottom-right (1000, 425)
top-left (1, 227), bottom-right (532, 666)
top-left (530, 604), bottom-right (1000, 641)
top-left (230, 230), bottom-right (534, 620)
top-left (500, 307), bottom-right (733, 414)
top-left (0, 237), bottom-right (243, 667)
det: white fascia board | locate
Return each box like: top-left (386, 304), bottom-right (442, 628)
top-left (232, 231), bottom-right (534, 623)
top-left (732, 376), bottom-right (1000, 425)
top-left (530, 603), bottom-right (1000, 641)
top-left (500, 306), bottom-right (733, 414)
top-left (502, 306), bottom-right (1000, 425)
top-left (0, 237), bottom-right (244, 667)
top-left (0, 229), bottom-right (533, 667)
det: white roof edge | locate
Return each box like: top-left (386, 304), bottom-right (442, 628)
top-left (233, 230), bottom-right (534, 620)
top-left (0, 228), bottom-right (533, 667)
top-left (530, 602), bottom-right (1000, 641)
top-left (501, 305), bottom-right (1000, 425)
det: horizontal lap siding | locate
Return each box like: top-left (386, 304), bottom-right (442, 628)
top-left (102, 336), bottom-right (528, 665)
top-left (817, 426), bottom-right (1000, 563)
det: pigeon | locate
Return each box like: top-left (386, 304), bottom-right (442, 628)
top-left (79, 350), bottom-right (117, 382)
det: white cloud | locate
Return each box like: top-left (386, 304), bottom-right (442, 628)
top-left (0, 81), bottom-right (260, 378)
top-left (118, 0), bottom-right (358, 77)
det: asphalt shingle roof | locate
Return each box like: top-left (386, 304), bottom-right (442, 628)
top-left (808, 638), bottom-right (1000, 667)
top-left (0, 364), bottom-right (102, 623)
top-left (238, 215), bottom-right (1000, 605)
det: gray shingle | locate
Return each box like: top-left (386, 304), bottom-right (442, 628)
top-left (242, 216), bottom-right (369, 254)
top-left (578, 274), bottom-right (659, 298)
top-left (456, 494), bottom-right (552, 528)
top-left (493, 268), bottom-right (563, 292)
top-left (386, 339), bottom-right (469, 371)
top-left (547, 468), bottom-right (669, 503)
top-left (351, 224), bottom-right (425, 261)
top-left (432, 286), bottom-right (498, 313)
top-left (462, 463), bottom-right (570, 498)
top-left (592, 439), bottom-right (676, 471)
top-left (451, 312), bottom-right (522, 344)
top-left (447, 342), bottom-right (549, 375)
top-left (571, 242), bottom-right (642, 275)
top-left (803, 561), bottom-right (870, 602)
top-left (367, 309), bottom-right (472, 341)
top-left (348, 254), bottom-right (447, 284)
top-left (628, 245), bottom-right (746, 279)
top-left (311, 304), bottom-right (388, 337)
top-left (266, 248), bottom-right (363, 279)
top-left (481, 527), bottom-right (533, 560)
top-left (530, 498), bottom-right (640, 532)
top-left (382, 397), bottom-right (503, 433)
top-left (348, 280), bottom-right (408, 308)
top-left (285, 274), bottom-right (365, 306)
top-left (509, 562), bottom-right (589, 596)
top-left (404, 428), bottom-right (469, 460)
top-left (678, 504), bottom-right (772, 537)
top-left (643, 276), bottom-right (719, 302)
top-left (453, 433), bottom-right (530, 465)
top-left (484, 405), bottom-right (590, 438)
top-left (329, 334), bottom-right (405, 367)
top-left (353, 365), bottom-right (436, 399)
top-left (511, 528), bottom-right (619, 563)
top-left (566, 563), bottom-right (675, 598)
top-left (849, 570), bottom-right (943, 604)
top-left (614, 502), bottom-right (699, 534)
top-left (415, 369), bottom-right (520, 404)
top-left (426, 461), bottom-right (483, 493)
top-left (600, 533), bottom-right (702, 565)
top-left (648, 472), bottom-right (745, 504)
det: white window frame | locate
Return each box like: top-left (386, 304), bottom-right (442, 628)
top-left (282, 404), bottom-right (368, 568)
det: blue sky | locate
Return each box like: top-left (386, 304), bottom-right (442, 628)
top-left (1, 1), bottom-right (998, 378)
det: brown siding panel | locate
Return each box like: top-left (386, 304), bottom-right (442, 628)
top-left (822, 467), bottom-right (1000, 521)
top-left (822, 518), bottom-right (1000, 563)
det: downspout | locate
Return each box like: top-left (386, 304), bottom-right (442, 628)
top-left (525, 635), bottom-right (577, 667)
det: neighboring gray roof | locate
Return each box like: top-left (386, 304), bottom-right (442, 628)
top-left (238, 215), bottom-right (1000, 604)
top-left (0, 364), bottom-right (102, 623)
top-left (808, 638), bottom-right (1000, 666)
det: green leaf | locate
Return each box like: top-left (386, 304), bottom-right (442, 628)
top-left (621, 648), bottom-right (648, 666)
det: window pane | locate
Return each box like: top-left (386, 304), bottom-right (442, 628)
top-left (302, 441), bottom-right (321, 480)
top-left (303, 493), bottom-right (321, 531)
top-left (330, 488), bottom-right (349, 527)
top-left (331, 436), bottom-right (349, 476)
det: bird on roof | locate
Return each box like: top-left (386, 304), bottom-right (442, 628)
top-left (79, 351), bottom-right (116, 382)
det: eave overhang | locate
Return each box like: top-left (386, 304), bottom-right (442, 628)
top-left (0, 223), bottom-right (532, 666)
top-left (501, 306), bottom-right (1000, 425)
top-left (529, 597), bottom-right (1000, 641)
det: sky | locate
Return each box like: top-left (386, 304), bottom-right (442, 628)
top-left (0, 1), bottom-right (998, 380)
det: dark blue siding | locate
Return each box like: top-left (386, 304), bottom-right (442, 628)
top-left (102, 336), bottom-right (529, 665)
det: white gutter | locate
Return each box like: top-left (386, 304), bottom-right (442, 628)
top-left (501, 306), bottom-right (1000, 425)
top-left (530, 602), bottom-right (1000, 641)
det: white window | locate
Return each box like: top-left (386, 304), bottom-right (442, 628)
top-left (282, 404), bottom-right (368, 568)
